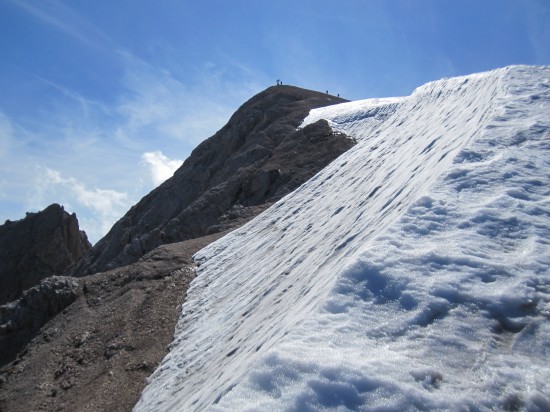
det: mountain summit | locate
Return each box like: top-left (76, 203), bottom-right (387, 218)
top-left (72, 85), bottom-right (351, 276)
top-left (2, 68), bottom-right (549, 411)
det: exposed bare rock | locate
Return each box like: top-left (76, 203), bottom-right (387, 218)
top-left (0, 204), bottom-right (91, 305)
top-left (71, 86), bottom-right (352, 276)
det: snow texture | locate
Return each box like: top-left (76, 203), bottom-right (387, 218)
top-left (136, 66), bottom-right (550, 411)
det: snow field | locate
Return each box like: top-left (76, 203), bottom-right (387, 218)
top-left (135, 66), bottom-right (550, 411)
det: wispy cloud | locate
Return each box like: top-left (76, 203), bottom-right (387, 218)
top-left (1, 57), bottom-right (269, 242)
top-left (114, 53), bottom-right (264, 149)
top-left (141, 151), bottom-right (182, 186)
top-left (6, 0), bottom-right (113, 51)
top-left (1, 2), bottom-right (271, 243)
top-left (30, 168), bottom-right (130, 243)
top-left (0, 111), bottom-right (14, 157)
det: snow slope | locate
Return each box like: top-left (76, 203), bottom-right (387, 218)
top-left (136, 66), bottom-right (550, 411)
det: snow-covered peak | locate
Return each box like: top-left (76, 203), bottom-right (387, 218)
top-left (136, 66), bottom-right (550, 411)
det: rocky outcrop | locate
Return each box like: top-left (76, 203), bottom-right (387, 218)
top-left (72, 86), bottom-right (353, 275)
top-left (0, 204), bottom-right (91, 305)
top-left (0, 276), bottom-right (79, 367)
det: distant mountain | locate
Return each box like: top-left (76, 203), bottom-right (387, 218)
top-left (72, 85), bottom-right (352, 276)
top-left (0, 204), bottom-right (90, 305)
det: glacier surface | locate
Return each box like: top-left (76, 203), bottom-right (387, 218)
top-left (136, 66), bottom-right (550, 411)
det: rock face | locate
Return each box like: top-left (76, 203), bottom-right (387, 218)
top-left (0, 204), bottom-right (91, 305)
top-left (73, 86), bottom-right (353, 276)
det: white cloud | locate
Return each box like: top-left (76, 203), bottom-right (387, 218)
top-left (45, 169), bottom-right (127, 217)
top-left (2, 58), bottom-right (269, 243)
top-left (30, 168), bottom-right (130, 243)
top-left (141, 151), bottom-right (182, 186)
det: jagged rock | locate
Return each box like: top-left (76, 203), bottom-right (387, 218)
top-left (0, 204), bottom-right (91, 305)
top-left (0, 276), bottom-right (79, 367)
top-left (72, 86), bottom-right (353, 275)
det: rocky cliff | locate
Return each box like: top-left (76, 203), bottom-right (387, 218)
top-left (72, 85), bottom-right (352, 276)
top-left (0, 204), bottom-right (91, 305)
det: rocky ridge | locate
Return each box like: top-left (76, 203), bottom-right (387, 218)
top-left (72, 85), bottom-right (352, 276)
top-left (0, 232), bottom-right (228, 412)
top-left (0, 276), bottom-right (79, 367)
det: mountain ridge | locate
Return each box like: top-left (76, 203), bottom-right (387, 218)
top-left (0, 84), bottom-right (355, 411)
top-left (1, 67), bottom-right (549, 411)
top-left (71, 85), bottom-right (351, 276)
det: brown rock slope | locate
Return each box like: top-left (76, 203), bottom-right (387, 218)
top-left (0, 232), bottom-right (230, 412)
top-left (0, 86), bottom-right (354, 411)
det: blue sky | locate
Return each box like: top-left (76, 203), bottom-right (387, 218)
top-left (1, 0), bottom-right (549, 244)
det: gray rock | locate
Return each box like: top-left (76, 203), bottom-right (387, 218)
top-left (0, 276), bottom-right (79, 367)
top-left (0, 232), bottom-right (227, 411)
top-left (0, 204), bottom-right (91, 305)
